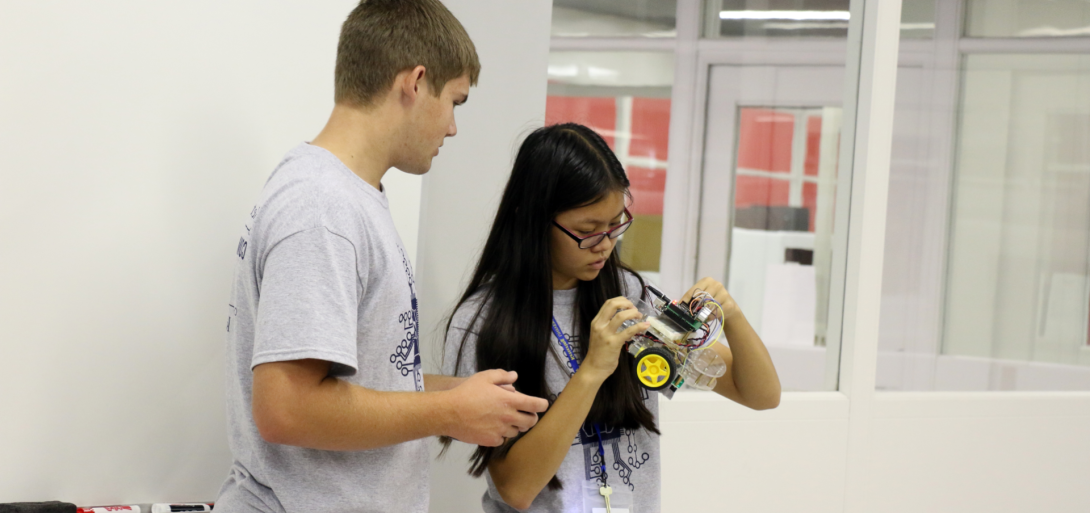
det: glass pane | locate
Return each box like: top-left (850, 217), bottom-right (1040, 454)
top-left (703, 0), bottom-right (934, 39)
top-left (546, 52), bottom-right (674, 280)
top-left (900, 0), bottom-right (936, 39)
top-left (876, 59), bottom-right (945, 391)
top-left (728, 106), bottom-right (842, 352)
top-left (548, 51), bottom-right (674, 88)
top-left (965, 0), bottom-right (1090, 38)
top-left (698, 61), bottom-right (849, 391)
top-left (879, 15), bottom-right (1090, 392)
top-left (551, 0), bottom-right (677, 38)
top-left (943, 54), bottom-right (1090, 389)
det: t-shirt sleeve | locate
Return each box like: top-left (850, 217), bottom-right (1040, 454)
top-left (252, 226), bottom-right (361, 374)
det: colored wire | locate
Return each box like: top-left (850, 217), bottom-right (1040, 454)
top-left (684, 296), bottom-right (725, 351)
top-left (670, 291), bottom-right (728, 352)
top-left (702, 302), bottom-right (725, 350)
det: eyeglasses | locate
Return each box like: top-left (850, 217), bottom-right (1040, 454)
top-left (552, 208), bottom-right (634, 249)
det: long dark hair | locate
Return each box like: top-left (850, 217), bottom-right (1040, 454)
top-left (442, 123), bottom-right (658, 489)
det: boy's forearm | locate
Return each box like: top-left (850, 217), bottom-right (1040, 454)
top-left (255, 365), bottom-right (457, 451)
top-left (297, 379), bottom-right (456, 450)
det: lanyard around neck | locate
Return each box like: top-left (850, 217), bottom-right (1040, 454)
top-left (550, 316), bottom-right (581, 373)
top-left (550, 315), bottom-right (608, 486)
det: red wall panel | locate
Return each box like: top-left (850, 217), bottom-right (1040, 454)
top-left (737, 108), bottom-right (794, 173)
top-left (545, 96), bottom-right (617, 149)
top-left (734, 175), bottom-right (790, 210)
top-left (630, 98), bottom-right (671, 161)
top-left (627, 165), bottom-right (665, 216)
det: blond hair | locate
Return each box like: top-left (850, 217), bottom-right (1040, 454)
top-left (335, 0), bottom-right (481, 107)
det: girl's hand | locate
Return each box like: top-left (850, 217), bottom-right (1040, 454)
top-left (682, 277), bottom-right (743, 325)
top-left (580, 297), bottom-right (649, 383)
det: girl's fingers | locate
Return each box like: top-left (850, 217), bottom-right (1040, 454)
top-left (682, 278), bottom-right (713, 302)
top-left (699, 282), bottom-right (729, 308)
top-left (592, 297), bottom-right (634, 325)
top-left (606, 308), bottom-right (642, 332)
top-left (607, 299), bottom-right (636, 319)
top-left (684, 277), bottom-right (730, 304)
top-left (605, 296), bottom-right (635, 311)
top-left (621, 321), bottom-right (650, 341)
top-left (588, 297), bottom-right (645, 353)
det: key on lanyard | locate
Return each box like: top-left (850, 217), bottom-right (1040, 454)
top-left (600, 485), bottom-right (613, 513)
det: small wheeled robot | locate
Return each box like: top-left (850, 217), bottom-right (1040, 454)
top-left (623, 285), bottom-right (728, 399)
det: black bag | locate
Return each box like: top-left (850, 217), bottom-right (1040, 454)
top-left (0, 502), bottom-right (77, 513)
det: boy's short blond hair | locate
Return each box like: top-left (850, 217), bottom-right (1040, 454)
top-left (335, 0), bottom-right (481, 107)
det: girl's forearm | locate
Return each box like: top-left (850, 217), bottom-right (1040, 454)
top-left (488, 369), bottom-right (604, 510)
top-left (716, 312), bottom-right (781, 409)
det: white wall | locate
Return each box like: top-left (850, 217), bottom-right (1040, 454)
top-left (409, 1), bottom-right (553, 511)
top-left (660, 391), bottom-right (1090, 512)
top-left (0, 0), bottom-right (546, 506)
top-left (0, 0), bottom-right (422, 503)
top-left (414, 1), bottom-right (552, 372)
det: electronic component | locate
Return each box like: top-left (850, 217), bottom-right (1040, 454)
top-left (622, 285), bottom-right (727, 398)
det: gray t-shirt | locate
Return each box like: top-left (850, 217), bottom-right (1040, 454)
top-left (443, 273), bottom-right (661, 513)
top-left (216, 143), bottom-right (428, 513)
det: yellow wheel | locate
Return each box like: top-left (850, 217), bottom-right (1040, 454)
top-left (633, 347), bottom-right (676, 390)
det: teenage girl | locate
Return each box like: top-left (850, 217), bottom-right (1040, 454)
top-left (442, 123), bottom-right (781, 512)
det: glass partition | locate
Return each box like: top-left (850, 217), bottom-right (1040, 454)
top-left (942, 54), bottom-right (1090, 389)
top-left (703, 0), bottom-right (935, 39)
top-left (551, 0), bottom-right (677, 38)
top-left (546, 51), bottom-right (675, 279)
top-left (695, 0), bottom-right (867, 390)
top-left (877, 1), bottom-right (1090, 391)
top-left (548, 0), bottom-right (874, 392)
top-left (727, 106), bottom-right (841, 353)
top-left (965, 0), bottom-right (1090, 38)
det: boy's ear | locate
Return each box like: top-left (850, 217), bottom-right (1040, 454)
top-left (399, 65), bottom-right (428, 104)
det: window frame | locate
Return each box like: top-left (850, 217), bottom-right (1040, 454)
top-left (548, 0), bottom-right (1090, 392)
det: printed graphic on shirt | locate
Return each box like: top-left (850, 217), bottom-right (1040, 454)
top-left (390, 245), bottom-right (424, 391)
top-left (620, 427), bottom-right (652, 488)
top-left (226, 303), bottom-right (237, 333)
top-left (577, 424), bottom-right (649, 491)
top-left (227, 206), bottom-right (258, 332)
top-left (553, 324), bottom-right (652, 492)
top-left (236, 205), bottom-right (257, 261)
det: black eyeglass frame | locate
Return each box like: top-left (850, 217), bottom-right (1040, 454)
top-left (552, 207), bottom-right (634, 249)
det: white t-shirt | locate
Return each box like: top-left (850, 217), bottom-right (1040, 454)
top-left (443, 272), bottom-right (661, 513)
top-left (216, 143), bottom-right (428, 513)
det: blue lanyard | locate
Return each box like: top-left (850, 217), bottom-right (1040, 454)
top-left (551, 315), bottom-right (608, 486)
top-left (592, 425), bottom-right (608, 487)
top-left (550, 316), bottom-right (581, 373)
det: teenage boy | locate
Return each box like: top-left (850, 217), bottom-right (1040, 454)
top-left (215, 1), bottom-right (550, 512)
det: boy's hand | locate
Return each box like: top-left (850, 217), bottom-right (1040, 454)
top-left (445, 369), bottom-right (549, 447)
top-left (682, 277), bottom-right (742, 324)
